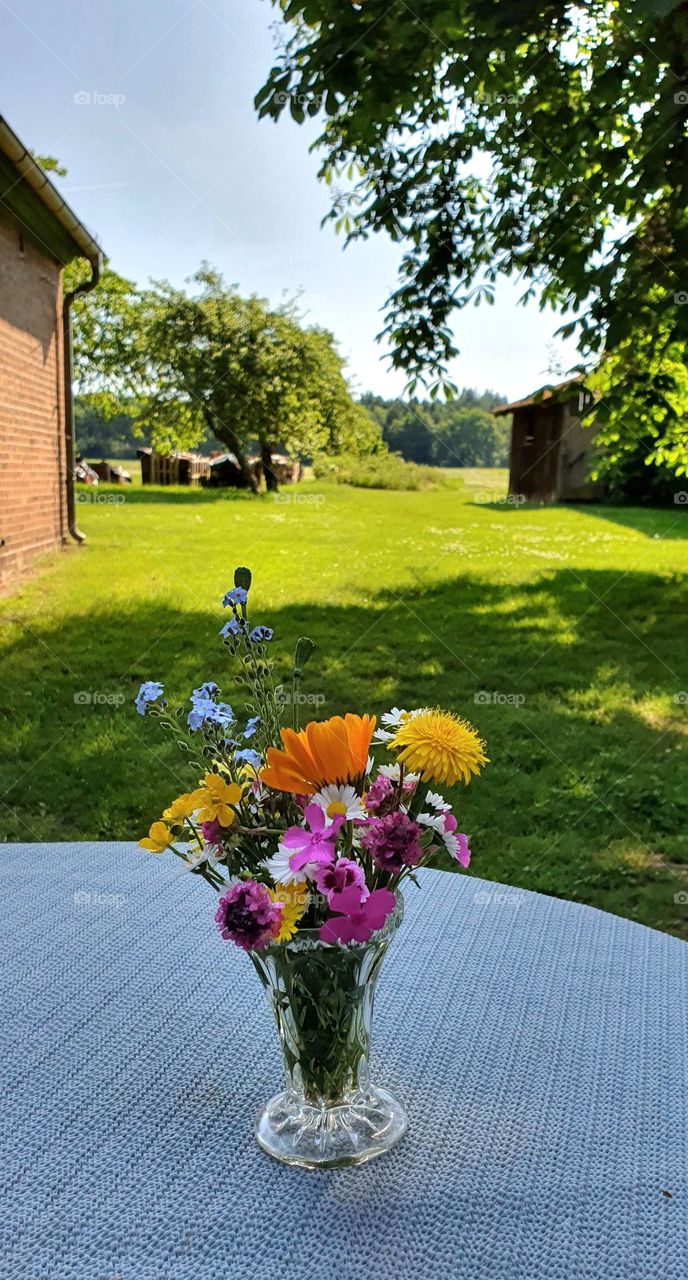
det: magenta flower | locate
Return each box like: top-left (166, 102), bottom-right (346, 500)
top-left (314, 857), bottom-right (368, 904)
top-left (360, 811), bottom-right (424, 873)
top-left (364, 774), bottom-right (393, 813)
top-left (320, 886), bottom-right (397, 944)
top-left (214, 880), bottom-right (281, 951)
top-left (201, 818), bottom-right (222, 849)
top-left (279, 803), bottom-right (343, 874)
top-left (443, 812), bottom-right (471, 867)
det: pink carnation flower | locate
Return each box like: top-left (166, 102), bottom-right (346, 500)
top-left (320, 886), bottom-right (396, 945)
top-left (314, 857), bottom-right (368, 904)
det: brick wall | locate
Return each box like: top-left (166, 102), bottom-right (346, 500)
top-left (0, 215), bottom-right (66, 581)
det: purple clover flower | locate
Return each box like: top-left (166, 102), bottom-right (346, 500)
top-left (360, 811), bottom-right (424, 873)
top-left (364, 774), bottom-right (394, 813)
top-left (214, 881), bottom-right (281, 951)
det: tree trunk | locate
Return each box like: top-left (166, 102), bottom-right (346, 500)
top-left (261, 440), bottom-right (279, 492)
top-left (209, 414), bottom-right (259, 492)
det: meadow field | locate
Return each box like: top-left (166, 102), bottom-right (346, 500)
top-left (2, 469), bottom-right (687, 937)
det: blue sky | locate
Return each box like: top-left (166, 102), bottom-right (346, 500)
top-left (1, 0), bottom-right (579, 399)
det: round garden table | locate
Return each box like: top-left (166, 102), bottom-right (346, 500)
top-left (2, 842), bottom-right (686, 1279)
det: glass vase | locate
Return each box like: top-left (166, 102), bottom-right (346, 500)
top-left (250, 892), bottom-right (406, 1169)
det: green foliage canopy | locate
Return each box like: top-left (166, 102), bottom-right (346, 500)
top-left (69, 264), bottom-right (381, 487)
top-left (257, 0), bottom-right (688, 475)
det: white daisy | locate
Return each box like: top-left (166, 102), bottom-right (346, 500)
top-left (442, 828), bottom-right (461, 859)
top-left (374, 708), bottom-right (405, 742)
top-left (381, 706), bottom-right (409, 727)
top-left (264, 846), bottom-right (310, 886)
top-left (417, 811), bottom-right (445, 834)
top-left (425, 790), bottom-right (450, 812)
top-left (378, 763), bottom-right (420, 785)
top-left (312, 783), bottom-right (366, 823)
top-left (374, 707), bottom-right (423, 743)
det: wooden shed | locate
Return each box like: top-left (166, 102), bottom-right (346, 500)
top-left (493, 380), bottom-right (602, 502)
top-left (138, 447), bottom-right (211, 486)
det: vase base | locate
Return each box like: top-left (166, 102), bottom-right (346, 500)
top-left (255, 1085), bottom-right (407, 1170)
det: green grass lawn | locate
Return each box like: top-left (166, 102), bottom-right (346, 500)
top-left (2, 470), bottom-right (688, 937)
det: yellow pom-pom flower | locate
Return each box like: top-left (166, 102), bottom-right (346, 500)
top-left (389, 708), bottom-right (488, 787)
top-left (270, 882), bottom-right (309, 942)
top-left (139, 821), bottom-right (174, 854)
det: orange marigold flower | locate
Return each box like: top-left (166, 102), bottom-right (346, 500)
top-left (261, 713), bottom-right (376, 794)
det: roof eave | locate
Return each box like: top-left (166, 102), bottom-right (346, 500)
top-left (0, 115), bottom-right (103, 267)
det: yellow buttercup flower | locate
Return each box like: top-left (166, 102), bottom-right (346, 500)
top-left (390, 708), bottom-right (488, 786)
top-left (195, 773), bottom-right (243, 827)
top-left (270, 882), bottom-right (309, 942)
top-left (163, 792), bottom-right (202, 821)
top-left (139, 821), bottom-right (174, 854)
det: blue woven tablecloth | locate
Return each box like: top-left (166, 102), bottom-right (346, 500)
top-left (1, 842), bottom-right (686, 1280)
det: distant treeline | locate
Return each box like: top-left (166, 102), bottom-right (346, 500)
top-left (74, 402), bottom-right (224, 460)
top-left (361, 391), bottom-right (511, 468)
top-left (76, 387), bottom-right (512, 470)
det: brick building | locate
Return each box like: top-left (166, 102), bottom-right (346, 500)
top-left (0, 115), bottom-right (102, 582)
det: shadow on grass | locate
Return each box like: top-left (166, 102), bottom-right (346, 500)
top-left (2, 568), bottom-right (687, 935)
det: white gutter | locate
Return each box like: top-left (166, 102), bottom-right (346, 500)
top-left (0, 114), bottom-right (103, 265)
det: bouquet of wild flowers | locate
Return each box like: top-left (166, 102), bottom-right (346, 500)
top-left (136, 567), bottom-right (488, 952)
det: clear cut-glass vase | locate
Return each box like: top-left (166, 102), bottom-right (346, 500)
top-left (250, 892), bottom-right (406, 1169)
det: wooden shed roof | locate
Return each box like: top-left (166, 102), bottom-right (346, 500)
top-left (492, 376), bottom-right (583, 416)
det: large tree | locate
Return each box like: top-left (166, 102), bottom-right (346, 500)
top-left (70, 264), bottom-right (379, 489)
top-left (256, 0), bottom-right (688, 477)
